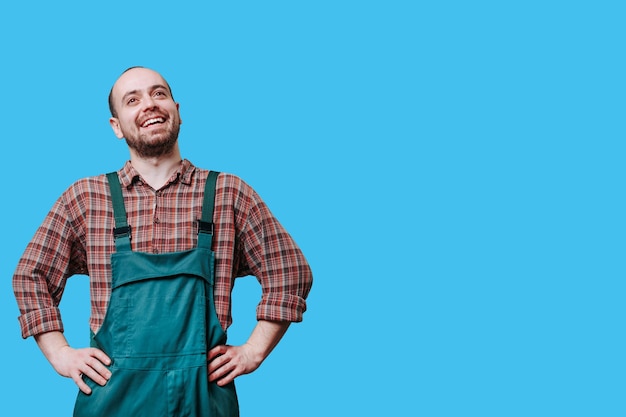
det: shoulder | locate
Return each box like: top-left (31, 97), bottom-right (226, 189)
top-left (193, 168), bottom-right (264, 216)
top-left (219, 172), bottom-right (253, 193)
top-left (57, 174), bottom-right (110, 214)
top-left (194, 168), bottom-right (255, 196)
top-left (62, 174), bottom-right (109, 199)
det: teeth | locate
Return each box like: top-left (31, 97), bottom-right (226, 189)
top-left (142, 117), bottom-right (165, 127)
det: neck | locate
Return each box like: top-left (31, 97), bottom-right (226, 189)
top-left (129, 145), bottom-right (183, 190)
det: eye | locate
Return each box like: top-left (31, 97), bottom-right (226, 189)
top-left (126, 97), bottom-right (138, 105)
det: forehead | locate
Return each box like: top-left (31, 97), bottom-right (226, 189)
top-left (112, 68), bottom-right (169, 99)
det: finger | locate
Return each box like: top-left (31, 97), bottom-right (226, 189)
top-left (209, 361), bottom-right (237, 384)
top-left (215, 365), bottom-right (240, 386)
top-left (84, 366), bottom-right (110, 386)
top-left (73, 373), bottom-right (92, 395)
top-left (89, 348), bottom-right (112, 366)
top-left (207, 351), bottom-right (231, 374)
top-left (85, 357), bottom-right (112, 383)
top-left (207, 345), bottom-right (227, 361)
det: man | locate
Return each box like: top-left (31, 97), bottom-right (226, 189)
top-left (13, 67), bottom-right (313, 416)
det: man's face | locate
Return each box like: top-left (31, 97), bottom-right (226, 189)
top-left (109, 68), bottom-right (182, 158)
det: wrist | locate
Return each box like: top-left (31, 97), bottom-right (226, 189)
top-left (35, 331), bottom-right (70, 362)
top-left (242, 342), bottom-right (266, 367)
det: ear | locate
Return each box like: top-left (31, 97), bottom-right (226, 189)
top-left (109, 117), bottom-right (124, 139)
top-left (176, 103), bottom-right (182, 125)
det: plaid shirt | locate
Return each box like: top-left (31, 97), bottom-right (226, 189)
top-left (13, 160), bottom-right (312, 339)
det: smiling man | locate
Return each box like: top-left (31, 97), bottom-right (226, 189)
top-left (13, 67), bottom-right (313, 417)
top-left (108, 68), bottom-right (181, 160)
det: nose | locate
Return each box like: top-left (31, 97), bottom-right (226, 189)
top-left (142, 94), bottom-right (158, 110)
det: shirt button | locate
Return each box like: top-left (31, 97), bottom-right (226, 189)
top-left (154, 217), bottom-right (160, 224)
top-left (153, 248), bottom-right (159, 254)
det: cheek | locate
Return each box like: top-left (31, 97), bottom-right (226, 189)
top-left (120, 116), bottom-right (140, 130)
top-left (115, 118), bottom-right (138, 138)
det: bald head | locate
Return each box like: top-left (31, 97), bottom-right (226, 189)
top-left (108, 67), bottom-right (175, 118)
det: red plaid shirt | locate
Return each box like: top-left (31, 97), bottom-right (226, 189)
top-left (13, 160), bottom-right (312, 338)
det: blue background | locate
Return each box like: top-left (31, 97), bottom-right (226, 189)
top-left (2, 1), bottom-right (624, 415)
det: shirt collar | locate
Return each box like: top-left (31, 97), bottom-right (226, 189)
top-left (118, 159), bottom-right (195, 189)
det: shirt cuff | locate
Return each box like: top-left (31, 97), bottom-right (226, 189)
top-left (256, 293), bottom-right (308, 323)
top-left (18, 307), bottom-right (64, 339)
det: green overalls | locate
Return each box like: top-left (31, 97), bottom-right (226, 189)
top-left (74, 171), bottom-right (239, 417)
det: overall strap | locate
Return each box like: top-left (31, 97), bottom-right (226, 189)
top-left (197, 171), bottom-right (220, 249)
top-left (106, 172), bottom-right (132, 252)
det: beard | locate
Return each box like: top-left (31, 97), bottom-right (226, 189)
top-left (124, 122), bottom-right (181, 159)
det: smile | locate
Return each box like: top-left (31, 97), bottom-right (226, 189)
top-left (141, 117), bottom-right (165, 127)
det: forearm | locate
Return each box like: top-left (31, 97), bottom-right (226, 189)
top-left (244, 320), bottom-right (291, 365)
top-left (34, 331), bottom-right (70, 364)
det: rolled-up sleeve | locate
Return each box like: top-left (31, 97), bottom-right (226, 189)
top-left (239, 189), bottom-right (313, 323)
top-left (13, 194), bottom-right (87, 338)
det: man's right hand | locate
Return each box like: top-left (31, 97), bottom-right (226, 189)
top-left (35, 331), bottom-right (112, 394)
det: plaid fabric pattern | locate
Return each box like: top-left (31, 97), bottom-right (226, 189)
top-left (13, 160), bottom-right (312, 338)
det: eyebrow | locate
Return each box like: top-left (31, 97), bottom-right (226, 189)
top-left (121, 84), bottom-right (170, 103)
